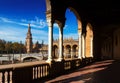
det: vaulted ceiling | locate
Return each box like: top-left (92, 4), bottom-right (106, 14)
top-left (47, 0), bottom-right (120, 40)
top-left (49, 0), bottom-right (120, 29)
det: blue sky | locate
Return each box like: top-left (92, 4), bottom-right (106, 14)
top-left (0, 0), bottom-right (78, 44)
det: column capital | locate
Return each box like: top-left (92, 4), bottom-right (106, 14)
top-left (78, 28), bottom-right (82, 33)
top-left (82, 33), bottom-right (86, 37)
top-left (55, 18), bottom-right (66, 28)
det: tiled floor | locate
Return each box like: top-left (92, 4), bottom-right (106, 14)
top-left (39, 59), bottom-right (120, 83)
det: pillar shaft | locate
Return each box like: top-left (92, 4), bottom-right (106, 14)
top-left (78, 32), bottom-right (82, 59)
top-left (58, 27), bottom-right (64, 61)
top-left (82, 34), bottom-right (85, 58)
top-left (47, 21), bottom-right (53, 62)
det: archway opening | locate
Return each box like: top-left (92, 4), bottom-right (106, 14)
top-left (64, 7), bottom-right (82, 59)
top-left (64, 8), bottom-right (78, 40)
top-left (72, 45), bottom-right (78, 58)
top-left (53, 23), bottom-right (59, 41)
top-left (53, 45), bottom-right (58, 58)
top-left (65, 45), bottom-right (71, 58)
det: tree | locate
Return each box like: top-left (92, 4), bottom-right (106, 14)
top-left (5, 41), bottom-right (12, 54)
top-left (0, 39), bottom-right (6, 54)
top-left (12, 42), bottom-right (21, 53)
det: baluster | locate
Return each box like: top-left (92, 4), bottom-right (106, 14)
top-left (10, 71), bottom-right (12, 83)
top-left (44, 66), bottom-right (46, 77)
top-left (33, 67), bottom-right (34, 79)
top-left (36, 66), bottom-right (38, 79)
top-left (39, 66), bottom-right (40, 78)
top-left (42, 65), bottom-right (44, 77)
top-left (2, 71), bottom-right (5, 83)
top-left (45, 65), bottom-right (47, 76)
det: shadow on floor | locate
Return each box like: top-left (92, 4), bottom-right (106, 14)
top-left (37, 60), bottom-right (120, 83)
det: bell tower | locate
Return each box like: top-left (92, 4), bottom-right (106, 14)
top-left (26, 24), bottom-right (33, 53)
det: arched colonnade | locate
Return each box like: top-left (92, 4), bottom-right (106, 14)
top-left (46, 2), bottom-right (94, 62)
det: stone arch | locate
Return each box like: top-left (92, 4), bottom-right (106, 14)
top-left (72, 44), bottom-right (78, 58)
top-left (86, 23), bottom-right (93, 57)
top-left (65, 45), bottom-right (71, 58)
top-left (21, 56), bottom-right (43, 62)
top-left (65, 7), bottom-right (83, 59)
top-left (67, 7), bottom-right (82, 33)
top-left (45, 0), bottom-right (51, 11)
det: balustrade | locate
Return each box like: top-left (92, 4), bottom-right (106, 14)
top-left (0, 58), bottom-right (93, 83)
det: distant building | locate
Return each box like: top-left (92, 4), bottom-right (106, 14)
top-left (52, 38), bottom-right (78, 58)
top-left (25, 24), bottom-right (79, 58)
top-left (25, 24), bottom-right (42, 53)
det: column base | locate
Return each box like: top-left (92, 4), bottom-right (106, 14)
top-left (78, 56), bottom-right (82, 59)
top-left (82, 56), bottom-right (86, 59)
top-left (90, 55), bottom-right (93, 58)
top-left (57, 58), bottom-right (64, 62)
top-left (46, 59), bottom-right (54, 63)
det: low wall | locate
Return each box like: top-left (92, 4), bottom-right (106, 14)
top-left (0, 57), bottom-right (94, 83)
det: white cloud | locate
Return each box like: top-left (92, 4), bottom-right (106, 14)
top-left (0, 16), bottom-right (48, 29)
top-left (0, 26), bottom-right (26, 43)
top-left (0, 17), bottom-right (14, 23)
top-left (21, 19), bottom-right (27, 22)
top-left (0, 24), bottom-right (49, 44)
top-left (18, 23), bottom-right (28, 27)
top-left (21, 16), bottom-right (48, 28)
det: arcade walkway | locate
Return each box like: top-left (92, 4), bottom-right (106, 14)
top-left (39, 60), bottom-right (120, 83)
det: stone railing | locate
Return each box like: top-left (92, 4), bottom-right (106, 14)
top-left (0, 67), bottom-right (12, 83)
top-left (0, 61), bottom-right (49, 83)
top-left (0, 57), bottom-right (93, 83)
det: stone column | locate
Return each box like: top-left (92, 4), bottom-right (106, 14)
top-left (90, 36), bottom-right (93, 57)
top-left (78, 32), bottom-right (82, 59)
top-left (46, 20), bottom-right (53, 62)
top-left (57, 27), bottom-right (64, 61)
top-left (82, 34), bottom-right (86, 58)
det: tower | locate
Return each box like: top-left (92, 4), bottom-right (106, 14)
top-left (25, 24), bottom-right (33, 53)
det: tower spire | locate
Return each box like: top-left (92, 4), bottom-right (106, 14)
top-left (28, 23), bottom-right (31, 33)
top-left (26, 23), bottom-right (33, 53)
